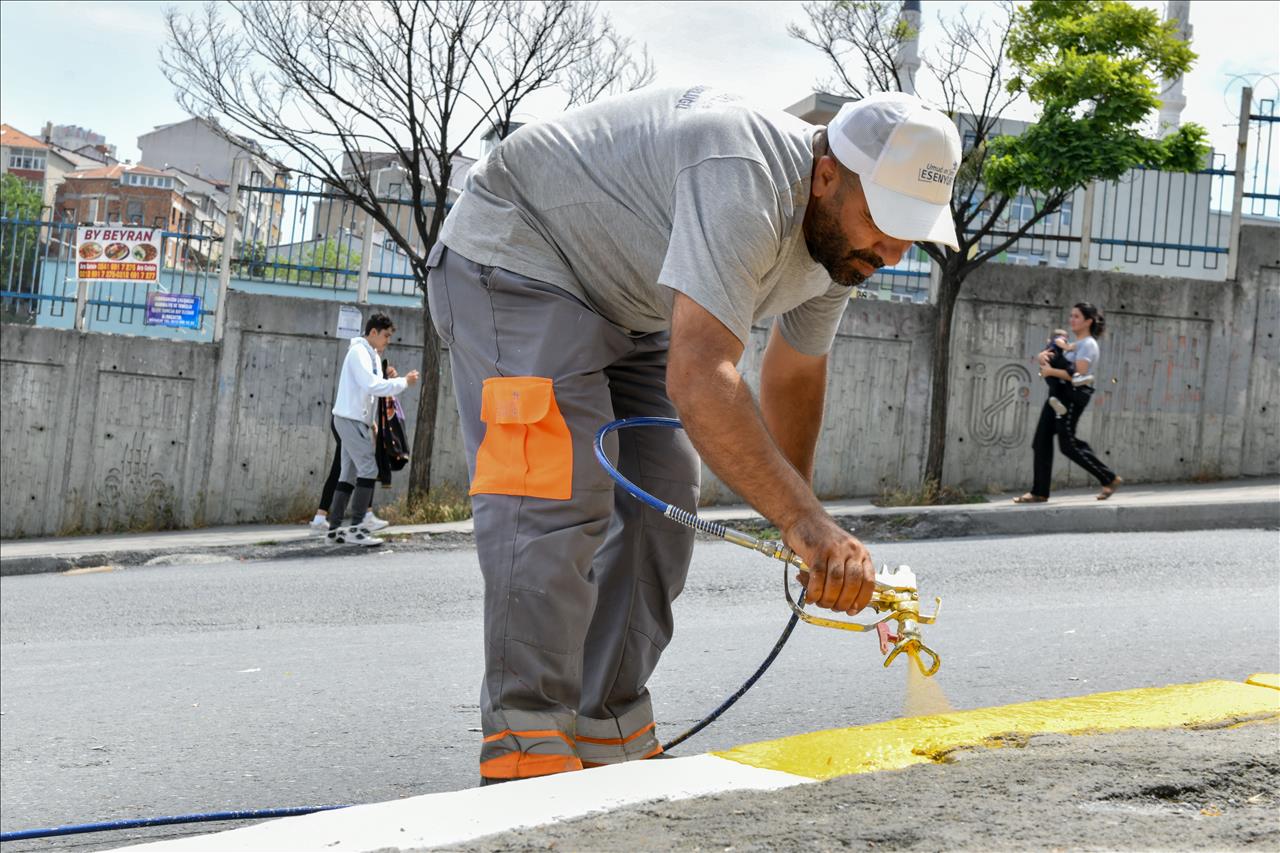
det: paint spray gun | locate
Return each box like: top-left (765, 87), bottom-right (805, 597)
top-left (732, 536), bottom-right (942, 677)
top-left (594, 417), bottom-right (943, 678)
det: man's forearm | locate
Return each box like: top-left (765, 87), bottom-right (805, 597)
top-left (672, 361), bottom-right (823, 532)
top-left (760, 356), bottom-right (827, 482)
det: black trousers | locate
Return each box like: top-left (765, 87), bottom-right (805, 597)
top-left (318, 416), bottom-right (365, 512)
top-left (1031, 386), bottom-right (1117, 497)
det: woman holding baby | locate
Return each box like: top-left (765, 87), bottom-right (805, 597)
top-left (1014, 302), bottom-right (1123, 504)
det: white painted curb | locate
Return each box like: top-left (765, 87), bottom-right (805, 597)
top-left (114, 755), bottom-right (811, 852)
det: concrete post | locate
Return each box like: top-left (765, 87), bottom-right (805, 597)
top-left (73, 276), bottom-right (88, 332)
top-left (214, 158), bottom-right (242, 342)
top-left (356, 211), bottom-right (375, 305)
top-left (1077, 182), bottom-right (1096, 270)
top-left (1227, 87), bottom-right (1251, 282)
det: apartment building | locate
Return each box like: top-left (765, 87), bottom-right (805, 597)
top-left (55, 164), bottom-right (198, 267)
top-left (138, 117), bottom-right (288, 245)
top-left (1, 123), bottom-right (80, 210)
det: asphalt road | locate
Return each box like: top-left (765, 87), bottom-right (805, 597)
top-left (2, 530), bottom-right (1277, 850)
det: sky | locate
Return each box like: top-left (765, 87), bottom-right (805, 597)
top-left (1, 0), bottom-right (1276, 166)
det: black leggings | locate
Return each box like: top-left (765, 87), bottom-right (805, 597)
top-left (1031, 387), bottom-right (1117, 497)
top-left (318, 416), bottom-right (372, 513)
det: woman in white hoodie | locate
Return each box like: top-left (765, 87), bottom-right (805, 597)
top-left (326, 313), bottom-right (419, 545)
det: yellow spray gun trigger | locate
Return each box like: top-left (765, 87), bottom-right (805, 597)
top-left (754, 542), bottom-right (942, 677)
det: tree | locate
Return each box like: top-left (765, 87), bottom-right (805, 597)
top-left (286, 238), bottom-right (361, 286)
top-left (162, 0), bottom-right (653, 501)
top-left (0, 174), bottom-right (44, 323)
top-left (791, 0), bottom-right (1208, 487)
top-left (231, 240), bottom-right (269, 279)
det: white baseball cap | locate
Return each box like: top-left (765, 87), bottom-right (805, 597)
top-left (827, 92), bottom-right (961, 250)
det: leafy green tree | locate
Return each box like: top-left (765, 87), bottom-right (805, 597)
top-left (0, 174), bottom-right (45, 322)
top-left (287, 238), bottom-right (362, 286)
top-left (793, 0), bottom-right (1208, 486)
top-left (231, 240), bottom-right (269, 279)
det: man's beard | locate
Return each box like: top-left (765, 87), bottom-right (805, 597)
top-left (804, 196), bottom-right (885, 287)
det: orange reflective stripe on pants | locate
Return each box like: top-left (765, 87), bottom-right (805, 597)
top-left (479, 751), bottom-right (583, 780)
top-left (483, 728), bottom-right (576, 749)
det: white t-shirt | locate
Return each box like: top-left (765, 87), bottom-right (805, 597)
top-left (1067, 336), bottom-right (1100, 373)
top-left (439, 85), bottom-right (848, 356)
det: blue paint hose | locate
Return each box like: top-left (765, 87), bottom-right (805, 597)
top-left (0, 807), bottom-right (349, 842)
top-left (592, 417), bottom-right (804, 752)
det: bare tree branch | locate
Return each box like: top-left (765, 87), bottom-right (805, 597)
top-left (161, 0), bottom-right (653, 498)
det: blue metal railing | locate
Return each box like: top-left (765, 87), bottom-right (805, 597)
top-left (1243, 99), bottom-right (1279, 216)
top-left (4, 102), bottom-right (1277, 335)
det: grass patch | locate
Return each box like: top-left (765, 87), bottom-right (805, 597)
top-left (378, 485), bottom-right (473, 526)
top-left (873, 480), bottom-right (989, 508)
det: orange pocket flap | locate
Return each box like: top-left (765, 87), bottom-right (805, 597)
top-left (471, 376), bottom-right (572, 501)
top-left (480, 376), bottom-right (554, 425)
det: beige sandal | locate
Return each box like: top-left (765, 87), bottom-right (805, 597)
top-left (1097, 477), bottom-right (1124, 500)
top-left (1013, 493), bottom-right (1047, 504)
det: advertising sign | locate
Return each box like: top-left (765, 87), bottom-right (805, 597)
top-left (145, 292), bottom-right (202, 329)
top-left (77, 226), bottom-right (161, 282)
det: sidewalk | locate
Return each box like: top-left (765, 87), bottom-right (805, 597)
top-left (1, 478), bottom-right (1276, 577)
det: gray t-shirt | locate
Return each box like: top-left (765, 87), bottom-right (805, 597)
top-left (1067, 336), bottom-right (1100, 373)
top-left (438, 85), bottom-right (848, 355)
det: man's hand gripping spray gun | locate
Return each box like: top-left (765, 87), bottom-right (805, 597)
top-left (722, 534), bottom-right (941, 676)
top-left (594, 417), bottom-right (942, 677)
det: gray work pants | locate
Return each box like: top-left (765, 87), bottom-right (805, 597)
top-left (427, 245), bottom-right (699, 780)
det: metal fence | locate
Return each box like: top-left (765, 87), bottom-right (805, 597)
top-left (3, 89), bottom-right (1277, 334)
top-left (232, 172), bottom-right (428, 300)
top-left (860, 87), bottom-right (1279, 302)
top-left (1243, 94), bottom-right (1280, 218)
top-left (0, 208), bottom-right (218, 337)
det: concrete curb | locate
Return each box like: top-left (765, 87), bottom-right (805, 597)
top-left (2, 495), bottom-right (1276, 578)
top-left (110, 675), bottom-right (1280, 852)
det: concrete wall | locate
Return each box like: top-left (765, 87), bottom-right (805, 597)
top-left (1, 296), bottom-right (430, 537)
top-left (3, 227), bottom-right (1277, 537)
top-left (941, 224), bottom-right (1279, 493)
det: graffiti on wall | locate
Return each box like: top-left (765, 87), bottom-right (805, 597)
top-left (967, 362), bottom-right (1033, 448)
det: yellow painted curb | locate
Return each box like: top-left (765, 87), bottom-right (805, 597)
top-left (1246, 672), bottom-right (1280, 691)
top-left (714, 679), bottom-right (1280, 781)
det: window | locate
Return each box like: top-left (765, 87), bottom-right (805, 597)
top-left (7, 151), bottom-right (46, 170)
top-left (1059, 201), bottom-right (1074, 228)
top-left (387, 182), bottom-right (402, 198)
top-left (126, 200), bottom-right (143, 224)
top-left (963, 132), bottom-right (976, 151)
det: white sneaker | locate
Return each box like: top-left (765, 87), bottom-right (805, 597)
top-left (345, 525), bottom-right (384, 547)
top-left (1048, 397), bottom-right (1068, 417)
top-left (310, 514), bottom-right (329, 533)
top-left (325, 528), bottom-right (345, 545)
top-left (361, 511), bottom-right (389, 532)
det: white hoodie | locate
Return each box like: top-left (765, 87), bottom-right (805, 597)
top-left (332, 336), bottom-right (409, 424)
